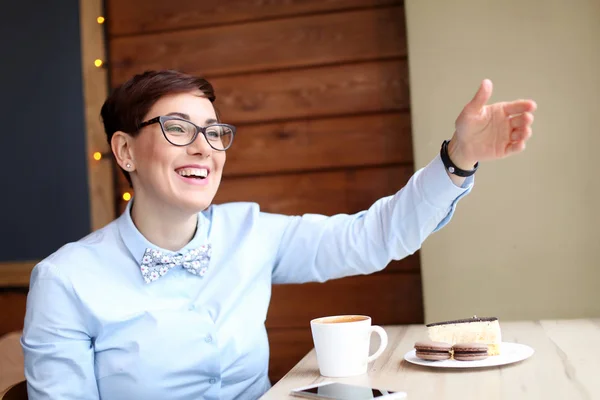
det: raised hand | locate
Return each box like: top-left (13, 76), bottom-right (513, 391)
top-left (447, 79), bottom-right (537, 170)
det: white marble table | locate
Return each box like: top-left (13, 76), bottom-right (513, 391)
top-left (261, 319), bottom-right (600, 399)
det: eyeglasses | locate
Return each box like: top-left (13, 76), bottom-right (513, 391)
top-left (138, 116), bottom-right (236, 151)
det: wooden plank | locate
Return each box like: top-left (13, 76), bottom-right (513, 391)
top-left (79, 0), bottom-right (115, 230)
top-left (0, 292), bottom-right (27, 337)
top-left (211, 59), bottom-right (410, 124)
top-left (113, 112), bottom-right (413, 179)
top-left (0, 332), bottom-right (25, 395)
top-left (118, 165), bottom-right (416, 236)
top-left (0, 381), bottom-right (27, 400)
top-left (213, 165), bottom-right (414, 216)
top-left (109, 7), bottom-right (406, 85)
top-left (267, 327), bottom-right (314, 384)
top-left (0, 262), bottom-right (35, 288)
top-left (225, 112), bottom-right (413, 176)
top-left (116, 165), bottom-right (417, 217)
top-left (107, 0), bottom-right (402, 37)
top-left (266, 272), bottom-right (424, 329)
top-left (116, 139), bottom-right (415, 214)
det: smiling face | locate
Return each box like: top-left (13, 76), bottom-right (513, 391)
top-left (114, 91), bottom-right (225, 215)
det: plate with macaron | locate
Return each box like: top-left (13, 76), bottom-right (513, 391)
top-left (403, 316), bottom-right (534, 368)
top-left (404, 340), bottom-right (534, 368)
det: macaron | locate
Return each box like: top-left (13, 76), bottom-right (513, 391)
top-left (452, 343), bottom-right (489, 361)
top-left (414, 340), bottom-right (452, 361)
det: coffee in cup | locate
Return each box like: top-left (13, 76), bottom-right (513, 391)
top-left (310, 315), bottom-right (388, 377)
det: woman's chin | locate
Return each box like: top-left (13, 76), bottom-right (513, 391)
top-left (173, 195), bottom-right (214, 214)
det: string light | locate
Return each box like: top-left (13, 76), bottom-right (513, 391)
top-left (122, 192), bottom-right (132, 201)
top-left (94, 16), bottom-right (105, 68)
top-left (92, 16), bottom-right (109, 183)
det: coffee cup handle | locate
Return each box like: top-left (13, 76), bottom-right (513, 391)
top-left (367, 325), bottom-right (388, 363)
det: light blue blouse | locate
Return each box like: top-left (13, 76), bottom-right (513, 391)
top-left (21, 154), bottom-right (473, 399)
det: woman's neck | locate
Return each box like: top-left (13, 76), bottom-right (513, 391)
top-left (130, 196), bottom-right (198, 252)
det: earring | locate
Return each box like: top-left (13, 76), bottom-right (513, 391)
top-left (126, 163), bottom-right (131, 169)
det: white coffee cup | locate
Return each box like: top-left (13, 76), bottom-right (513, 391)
top-left (310, 315), bottom-right (388, 377)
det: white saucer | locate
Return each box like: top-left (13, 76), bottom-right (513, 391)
top-left (404, 342), bottom-right (534, 368)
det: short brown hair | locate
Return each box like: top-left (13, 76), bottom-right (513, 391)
top-left (100, 70), bottom-right (217, 186)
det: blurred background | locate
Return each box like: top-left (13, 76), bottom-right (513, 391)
top-left (0, 0), bottom-right (598, 387)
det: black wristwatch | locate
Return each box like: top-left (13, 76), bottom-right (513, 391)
top-left (440, 140), bottom-right (479, 177)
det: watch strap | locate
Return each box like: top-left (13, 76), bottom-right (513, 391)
top-left (440, 140), bottom-right (478, 177)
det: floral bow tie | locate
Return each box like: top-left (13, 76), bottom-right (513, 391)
top-left (139, 244), bottom-right (211, 284)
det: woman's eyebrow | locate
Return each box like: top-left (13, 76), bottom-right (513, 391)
top-left (166, 112), bottom-right (217, 125)
top-left (166, 112), bottom-right (190, 120)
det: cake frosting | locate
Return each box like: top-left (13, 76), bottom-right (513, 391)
top-left (426, 316), bottom-right (502, 356)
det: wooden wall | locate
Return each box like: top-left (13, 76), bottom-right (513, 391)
top-left (105, 0), bottom-right (422, 383)
top-left (0, 290), bottom-right (27, 338)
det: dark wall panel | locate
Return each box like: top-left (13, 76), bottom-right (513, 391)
top-left (0, 0), bottom-right (90, 261)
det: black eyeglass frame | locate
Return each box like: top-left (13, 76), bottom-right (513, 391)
top-left (138, 116), bottom-right (236, 151)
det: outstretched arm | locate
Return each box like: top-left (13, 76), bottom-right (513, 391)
top-left (269, 154), bottom-right (472, 284)
top-left (270, 79), bottom-right (536, 284)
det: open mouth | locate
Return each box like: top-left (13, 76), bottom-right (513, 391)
top-left (176, 167), bottom-right (209, 180)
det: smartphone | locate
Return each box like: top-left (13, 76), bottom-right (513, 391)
top-left (290, 381), bottom-right (407, 399)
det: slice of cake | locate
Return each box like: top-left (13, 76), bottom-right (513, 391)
top-left (426, 316), bottom-right (502, 356)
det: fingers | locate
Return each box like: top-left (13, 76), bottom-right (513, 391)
top-left (510, 126), bottom-right (532, 142)
top-left (468, 79), bottom-right (493, 110)
top-left (504, 99), bottom-right (537, 116)
top-left (509, 112), bottom-right (535, 129)
top-left (509, 111), bottom-right (534, 144)
top-left (506, 140), bottom-right (526, 155)
top-left (507, 113), bottom-right (534, 156)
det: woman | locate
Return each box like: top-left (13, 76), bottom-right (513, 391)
top-left (21, 70), bottom-right (536, 399)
